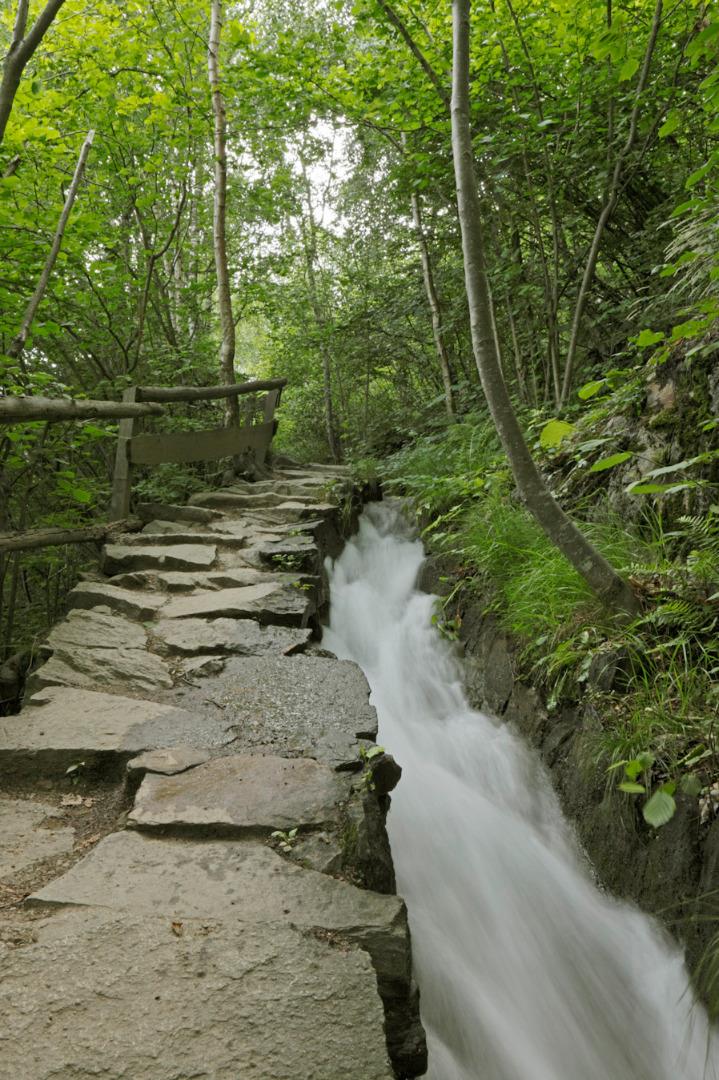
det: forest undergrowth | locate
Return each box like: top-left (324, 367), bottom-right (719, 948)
top-left (358, 367), bottom-right (719, 833)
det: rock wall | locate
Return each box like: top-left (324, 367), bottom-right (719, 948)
top-left (419, 556), bottom-right (719, 996)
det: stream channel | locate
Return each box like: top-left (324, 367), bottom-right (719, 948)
top-left (324, 500), bottom-right (719, 1080)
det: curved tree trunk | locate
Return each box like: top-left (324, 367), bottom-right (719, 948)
top-left (450, 0), bottom-right (638, 616)
top-left (208, 0), bottom-right (239, 427)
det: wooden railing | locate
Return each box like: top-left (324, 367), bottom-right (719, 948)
top-left (0, 378), bottom-right (287, 551)
top-left (109, 378), bottom-right (287, 520)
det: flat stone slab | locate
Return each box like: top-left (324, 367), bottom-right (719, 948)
top-left (0, 798), bottom-right (74, 878)
top-left (136, 501), bottom-right (225, 523)
top-left (67, 581), bottom-right (167, 621)
top-left (0, 907), bottom-right (394, 1080)
top-left (126, 746), bottom-right (211, 778)
top-left (31, 833), bottom-right (410, 992)
top-left (129, 754), bottom-right (347, 834)
top-left (27, 609), bottom-right (174, 695)
top-left (244, 501), bottom-right (337, 526)
top-left (154, 617), bottom-right (311, 657)
top-left (30, 646), bottom-right (173, 695)
top-left (0, 687), bottom-right (235, 776)
top-left (102, 543), bottom-right (217, 574)
top-left (47, 608), bottom-right (147, 651)
top-left (159, 583), bottom-right (311, 626)
top-left (166, 654), bottom-right (378, 770)
top-left (107, 566), bottom-right (276, 593)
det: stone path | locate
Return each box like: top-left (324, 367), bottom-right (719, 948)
top-left (0, 464), bottom-right (426, 1080)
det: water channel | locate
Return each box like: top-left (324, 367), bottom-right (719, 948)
top-left (324, 500), bottom-right (718, 1080)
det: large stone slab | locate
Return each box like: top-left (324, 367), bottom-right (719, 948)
top-left (107, 566), bottom-right (276, 593)
top-left (0, 687), bottom-right (235, 777)
top-left (129, 754), bottom-right (347, 834)
top-left (31, 832), bottom-right (410, 994)
top-left (153, 617), bottom-right (311, 657)
top-left (126, 746), bottom-right (211, 778)
top-left (165, 654), bottom-right (378, 770)
top-left (159, 583), bottom-right (311, 627)
top-left (27, 609), bottom-right (173, 695)
top-left (30, 646), bottom-right (173, 695)
top-left (243, 501), bottom-right (337, 526)
top-left (0, 907), bottom-right (394, 1080)
top-left (47, 608), bottom-right (147, 651)
top-left (0, 798), bottom-right (74, 878)
top-left (67, 581), bottom-right (167, 621)
top-left (102, 543), bottom-right (217, 574)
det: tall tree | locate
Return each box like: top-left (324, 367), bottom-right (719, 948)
top-left (208, 0), bottom-right (239, 425)
top-left (450, 0), bottom-right (638, 615)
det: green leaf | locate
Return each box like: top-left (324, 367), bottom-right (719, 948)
top-left (578, 379), bottom-right (606, 400)
top-left (589, 451), bottom-right (633, 472)
top-left (618, 781), bottom-right (646, 794)
top-left (642, 789), bottom-right (676, 828)
top-left (635, 329), bottom-right (664, 347)
top-left (619, 56), bottom-right (639, 82)
top-left (680, 774), bottom-right (703, 797)
top-left (659, 110), bottom-right (681, 138)
top-left (540, 419), bottom-right (575, 450)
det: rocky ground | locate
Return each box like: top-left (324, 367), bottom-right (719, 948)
top-left (0, 464), bottom-right (426, 1080)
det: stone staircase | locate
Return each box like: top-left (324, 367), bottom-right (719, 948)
top-left (0, 465), bottom-right (426, 1080)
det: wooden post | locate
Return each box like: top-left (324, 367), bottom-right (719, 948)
top-left (109, 387), bottom-right (137, 520)
top-left (256, 388), bottom-right (281, 468)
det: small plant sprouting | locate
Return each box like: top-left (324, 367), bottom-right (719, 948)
top-left (271, 827), bottom-right (298, 853)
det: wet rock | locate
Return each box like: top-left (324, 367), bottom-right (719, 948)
top-left (367, 752), bottom-right (402, 796)
top-left (102, 543), bottom-right (217, 574)
top-left (0, 907), bottom-right (395, 1080)
top-left (129, 754), bottom-right (347, 835)
top-left (342, 790), bottom-right (396, 895)
top-left (126, 746), bottom-right (211, 778)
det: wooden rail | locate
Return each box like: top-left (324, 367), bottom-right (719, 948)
top-left (0, 378), bottom-right (287, 548)
top-left (109, 379), bottom-right (286, 520)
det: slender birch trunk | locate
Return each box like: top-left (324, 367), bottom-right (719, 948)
top-left (409, 189), bottom-right (455, 418)
top-left (208, 0), bottom-right (239, 426)
top-left (450, 0), bottom-right (638, 616)
top-left (8, 129), bottom-right (94, 362)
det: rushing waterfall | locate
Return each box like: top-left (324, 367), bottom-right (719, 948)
top-left (324, 500), bottom-right (718, 1080)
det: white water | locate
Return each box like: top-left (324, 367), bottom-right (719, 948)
top-left (324, 501), bottom-right (718, 1080)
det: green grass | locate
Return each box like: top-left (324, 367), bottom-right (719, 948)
top-left (382, 417), bottom-right (719, 809)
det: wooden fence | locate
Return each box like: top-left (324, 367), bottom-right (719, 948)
top-left (0, 378), bottom-right (287, 552)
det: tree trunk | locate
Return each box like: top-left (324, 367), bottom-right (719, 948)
top-left (0, 0), bottom-right (66, 145)
top-left (409, 189), bottom-right (456, 418)
top-left (208, 0), bottom-right (239, 427)
top-left (7, 129), bottom-right (94, 362)
top-left (560, 0), bottom-right (663, 405)
top-left (450, 0), bottom-right (638, 616)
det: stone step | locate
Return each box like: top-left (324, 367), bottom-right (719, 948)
top-left (128, 753), bottom-right (349, 836)
top-left (102, 543), bottom-right (217, 575)
top-left (152, 617), bottom-right (312, 659)
top-left (158, 582), bottom-right (312, 627)
top-left (30, 830), bottom-right (414, 1049)
top-left (136, 501), bottom-right (226, 524)
top-left (67, 581), bottom-right (167, 621)
top-left (105, 566), bottom-right (281, 594)
top-left (0, 796), bottom-right (75, 880)
top-left (159, 653), bottom-right (377, 772)
top-left (0, 906), bottom-right (395, 1080)
top-left (27, 609), bottom-right (173, 696)
top-left (0, 687), bottom-right (235, 779)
